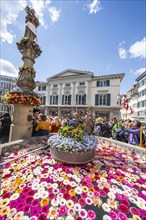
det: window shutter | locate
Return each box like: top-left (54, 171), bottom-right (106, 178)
top-left (107, 94), bottom-right (111, 106)
top-left (95, 94), bottom-right (99, 106)
top-left (50, 95), bottom-right (52, 105)
top-left (96, 81), bottom-right (100, 87)
top-left (43, 96), bottom-right (46, 105)
top-left (107, 80), bottom-right (110, 86)
top-left (56, 95), bottom-right (58, 105)
top-left (76, 94), bottom-right (78, 104)
top-left (62, 95), bottom-right (64, 105)
top-left (84, 94), bottom-right (86, 105)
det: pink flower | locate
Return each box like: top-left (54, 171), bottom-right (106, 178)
top-left (109, 210), bottom-right (118, 220)
top-left (42, 205), bottom-right (49, 213)
top-left (87, 210), bottom-right (96, 220)
top-left (130, 207), bottom-right (140, 216)
top-left (59, 206), bottom-right (67, 215)
top-left (78, 198), bottom-right (86, 207)
top-left (30, 206), bottom-right (41, 216)
top-left (38, 213), bottom-right (47, 220)
top-left (119, 204), bottom-right (129, 213)
top-left (23, 204), bottom-right (30, 213)
top-left (118, 211), bottom-right (128, 220)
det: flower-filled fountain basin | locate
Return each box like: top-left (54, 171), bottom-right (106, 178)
top-left (48, 130), bottom-right (97, 164)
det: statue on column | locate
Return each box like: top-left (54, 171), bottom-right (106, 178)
top-left (24, 6), bottom-right (39, 40)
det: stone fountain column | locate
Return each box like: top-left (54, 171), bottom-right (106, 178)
top-left (9, 6), bottom-right (42, 142)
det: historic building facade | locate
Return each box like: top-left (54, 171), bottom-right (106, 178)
top-left (35, 69), bottom-right (125, 120)
top-left (0, 75), bottom-right (17, 115)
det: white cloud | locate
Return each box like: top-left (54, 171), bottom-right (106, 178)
top-left (0, 59), bottom-right (18, 77)
top-left (48, 7), bottom-right (61, 23)
top-left (119, 47), bottom-right (127, 59)
top-left (134, 67), bottom-right (146, 75)
top-left (0, 0), bottom-right (27, 44)
top-left (87, 0), bottom-right (102, 14)
top-left (129, 37), bottom-right (146, 59)
top-left (119, 37), bottom-right (146, 59)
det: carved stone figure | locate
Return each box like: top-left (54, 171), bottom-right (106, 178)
top-left (24, 6), bottom-right (39, 40)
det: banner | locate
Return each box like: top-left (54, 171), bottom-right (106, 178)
top-left (122, 99), bottom-right (129, 110)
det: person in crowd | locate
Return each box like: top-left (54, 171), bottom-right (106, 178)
top-left (33, 114), bottom-right (51, 136)
top-left (32, 108), bottom-right (40, 136)
top-left (125, 121), bottom-right (143, 145)
top-left (51, 116), bottom-right (61, 133)
top-left (1, 113), bottom-right (11, 143)
top-left (84, 115), bottom-right (94, 135)
top-left (114, 123), bottom-right (128, 143)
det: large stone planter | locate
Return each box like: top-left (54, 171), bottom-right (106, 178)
top-left (50, 147), bottom-right (96, 164)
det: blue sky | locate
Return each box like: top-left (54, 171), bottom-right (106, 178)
top-left (0, 0), bottom-right (146, 94)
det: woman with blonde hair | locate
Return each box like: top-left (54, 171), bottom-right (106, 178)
top-left (34, 114), bottom-right (51, 136)
top-left (51, 117), bottom-right (61, 133)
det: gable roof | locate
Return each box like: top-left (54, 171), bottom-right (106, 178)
top-left (47, 69), bottom-right (94, 81)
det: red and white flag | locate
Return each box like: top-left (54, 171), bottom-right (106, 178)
top-left (130, 106), bottom-right (134, 114)
top-left (122, 99), bottom-right (129, 110)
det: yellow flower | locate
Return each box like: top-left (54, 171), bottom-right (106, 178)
top-left (16, 188), bottom-right (23, 194)
top-left (82, 186), bottom-right (89, 192)
top-left (69, 189), bottom-right (76, 196)
top-left (66, 200), bottom-right (74, 208)
top-left (0, 206), bottom-right (10, 216)
top-left (0, 198), bottom-right (10, 207)
top-left (40, 198), bottom-right (49, 207)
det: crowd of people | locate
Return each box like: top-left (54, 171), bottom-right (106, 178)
top-left (0, 108), bottom-right (146, 146)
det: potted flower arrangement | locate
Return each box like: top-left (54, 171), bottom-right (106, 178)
top-left (2, 92), bottom-right (42, 106)
top-left (48, 122), bottom-right (97, 164)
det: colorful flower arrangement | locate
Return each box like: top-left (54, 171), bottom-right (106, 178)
top-left (2, 92), bottom-right (42, 106)
top-left (19, 66), bottom-right (36, 75)
top-left (0, 138), bottom-right (145, 219)
top-left (17, 37), bottom-right (42, 57)
top-left (48, 123), bottom-right (97, 153)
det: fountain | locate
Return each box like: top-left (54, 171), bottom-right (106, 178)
top-left (2, 6), bottom-right (42, 141)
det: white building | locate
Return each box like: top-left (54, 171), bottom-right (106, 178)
top-left (35, 69), bottom-right (125, 120)
top-left (136, 71), bottom-right (146, 123)
top-left (0, 75), bottom-right (17, 115)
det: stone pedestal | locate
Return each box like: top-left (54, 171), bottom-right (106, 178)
top-left (9, 104), bottom-right (34, 142)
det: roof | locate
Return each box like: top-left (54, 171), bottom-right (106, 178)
top-left (136, 71), bottom-right (146, 82)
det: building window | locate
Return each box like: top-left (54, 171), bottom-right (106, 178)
top-left (95, 94), bottom-right (111, 106)
top-left (96, 80), bottom-right (110, 87)
top-left (76, 92), bottom-right (86, 105)
top-left (79, 82), bottom-right (85, 86)
top-left (99, 94), bottom-right (107, 105)
top-left (66, 83), bottom-right (70, 87)
top-left (52, 93), bottom-right (58, 105)
top-left (53, 84), bottom-right (58, 87)
top-left (62, 92), bottom-right (71, 105)
top-left (38, 86), bottom-right (46, 91)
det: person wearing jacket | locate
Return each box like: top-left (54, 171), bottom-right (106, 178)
top-left (125, 121), bottom-right (141, 145)
top-left (34, 114), bottom-right (51, 136)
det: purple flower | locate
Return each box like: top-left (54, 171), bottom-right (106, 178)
top-left (87, 210), bottom-right (96, 220)
top-left (9, 200), bottom-right (17, 209)
top-left (59, 206), bottom-right (67, 216)
top-left (16, 202), bottom-right (25, 211)
top-left (31, 199), bottom-right (40, 206)
top-left (30, 206), bottom-right (41, 216)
